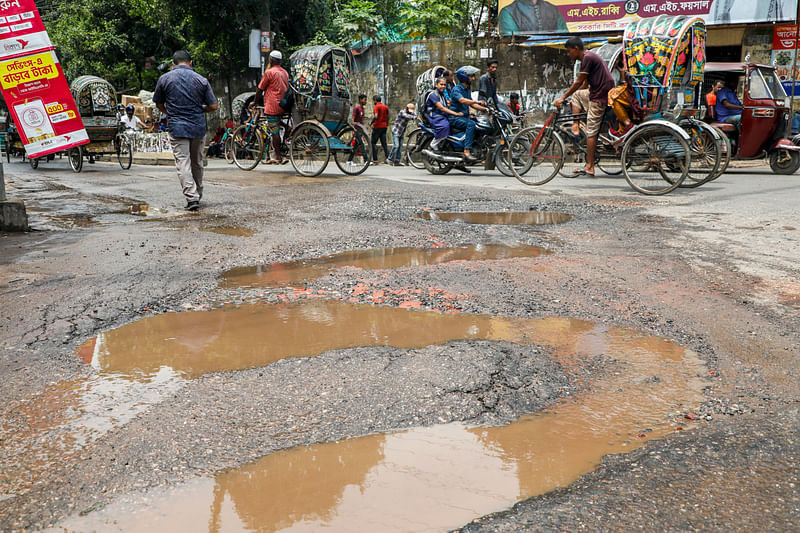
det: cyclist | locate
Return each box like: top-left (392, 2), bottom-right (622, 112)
top-left (254, 50), bottom-right (289, 164)
top-left (121, 105), bottom-right (143, 131)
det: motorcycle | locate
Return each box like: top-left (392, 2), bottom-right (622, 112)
top-left (416, 105), bottom-right (517, 175)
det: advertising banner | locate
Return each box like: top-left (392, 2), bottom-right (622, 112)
top-left (772, 25), bottom-right (800, 96)
top-left (0, 0), bottom-right (88, 158)
top-left (498, 0), bottom-right (798, 36)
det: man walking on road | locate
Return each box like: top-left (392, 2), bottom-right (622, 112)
top-left (153, 50), bottom-right (218, 211)
top-left (370, 95), bottom-right (389, 164)
top-left (254, 50), bottom-right (290, 164)
top-left (353, 94), bottom-right (367, 127)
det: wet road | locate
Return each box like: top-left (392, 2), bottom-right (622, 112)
top-left (1, 157), bottom-right (798, 531)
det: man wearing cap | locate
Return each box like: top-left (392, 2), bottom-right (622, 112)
top-left (254, 50), bottom-right (290, 164)
top-left (153, 50), bottom-right (218, 211)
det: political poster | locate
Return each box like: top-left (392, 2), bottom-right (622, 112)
top-left (498, 0), bottom-right (798, 36)
top-left (0, 0), bottom-right (88, 158)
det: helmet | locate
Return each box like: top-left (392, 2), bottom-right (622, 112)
top-left (455, 66), bottom-right (479, 83)
top-left (125, 104), bottom-right (135, 112)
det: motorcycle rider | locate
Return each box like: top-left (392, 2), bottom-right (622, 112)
top-left (449, 66), bottom-right (488, 162)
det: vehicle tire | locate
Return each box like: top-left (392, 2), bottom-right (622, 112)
top-left (68, 147), bottom-right (83, 173)
top-left (333, 125), bottom-right (371, 175)
top-left (707, 127), bottom-right (731, 181)
top-left (493, 139), bottom-right (516, 177)
top-left (232, 125), bottom-right (264, 171)
top-left (621, 124), bottom-right (689, 195)
top-left (117, 138), bottom-right (133, 170)
top-left (223, 135), bottom-right (234, 164)
top-left (421, 136), bottom-right (455, 175)
top-left (404, 128), bottom-right (429, 169)
top-left (681, 122), bottom-right (721, 187)
top-left (769, 149), bottom-right (800, 174)
top-left (507, 126), bottom-right (564, 186)
top-left (558, 131), bottom-right (586, 178)
top-left (290, 122), bottom-right (330, 177)
top-left (29, 156), bottom-right (38, 169)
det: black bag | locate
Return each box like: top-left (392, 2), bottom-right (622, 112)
top-left (279, 86), bottom-right (294, 113)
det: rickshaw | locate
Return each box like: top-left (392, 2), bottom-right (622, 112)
top-left (704, 62), bottom-right (800, 174)
top-left (508, 15), bottom-right (702, 195)
top-left (287, 45), bottom-right (371, 176)
top-left (404, 65), bottom-right (448, 169)
top-left (29, 76), bottom-right (132, 172)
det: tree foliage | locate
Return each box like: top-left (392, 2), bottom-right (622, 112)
top-left (399, 0), bottom-right (463, 39)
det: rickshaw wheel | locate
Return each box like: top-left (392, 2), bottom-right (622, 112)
top-left (117, 138), bottom-right (133, 170)
top-left (290, 122), bottom-right (330, 177)
top-left (404, 128), bottom-right (428, 169)
top-left (621, 124), bottom-right (688, 195)
top-left (232, 125), bottom-right (264, 171)
top-left (29, 157), bottom-right (38, 169)
top-left (507, 126), bottom-right (564, 186)
top-left (681, 122), bottom-right (721, 187)
top-left (333, 126), bottom-right (371, 176)
top-left (706, 126), bottom-right (731, 181)
top-left (769, 149), bottom-right (800, 175)
top-left (68, 147), bottom-right (83, 173)
top-left (223, 136), bottom-right (235, 164)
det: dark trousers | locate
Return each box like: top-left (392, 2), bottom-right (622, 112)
top-left (447, 116), bottom-right (476, 149)
top-left (371, 127), bottom-right (389, 161)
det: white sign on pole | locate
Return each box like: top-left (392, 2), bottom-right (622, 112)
top-left (249, 29), bottom-right (261, 68)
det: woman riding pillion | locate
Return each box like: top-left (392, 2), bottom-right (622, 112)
top-left (425, 77), bottom-right (461, 153)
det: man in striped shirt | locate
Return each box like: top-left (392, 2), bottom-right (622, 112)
top-left (388, 103), bottom-right (417, 166)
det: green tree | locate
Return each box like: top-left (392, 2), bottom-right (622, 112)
top-left (398, 0), bottom-right (463, 39)
top-left (334, 0), bottom-right (384, 47)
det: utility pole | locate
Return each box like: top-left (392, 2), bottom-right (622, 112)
top-left (789, 0), bottom-right (800, 136)
top-left (261, 3), bottom-right (272, 75)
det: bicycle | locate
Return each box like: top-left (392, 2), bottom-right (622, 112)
top-left (232, 108), bottom-right (291, 171)
top-left (508, 106), bottom-right (691, 195)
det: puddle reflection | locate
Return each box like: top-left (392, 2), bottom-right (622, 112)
top-left (221, 244), bottom-right (549, 288)
top-left (415, 210), bottom-right (574, 226)
top-left (55, 309), bottom-right (705, 532)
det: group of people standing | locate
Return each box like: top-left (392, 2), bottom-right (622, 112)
top-left (352, 94), bottom-right (416, 166)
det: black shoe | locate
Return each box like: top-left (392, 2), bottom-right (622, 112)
top-left (186, 201), bottom-right (200, 211)
top-left (462, 153), bottom-right (478, 163)
top-left (454, 164), bottom-right (472, 174)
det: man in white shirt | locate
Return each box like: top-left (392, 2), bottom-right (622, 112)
top-left (121, 105), bottom-right (143, 131)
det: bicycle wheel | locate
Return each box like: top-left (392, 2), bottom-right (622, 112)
top-left (117, 137), bottom-right (132, 169)
top-left (705, 124), bottom-right (730, 182)
top-left (404, 128), bottom-right (428, 169)
top-left (507, 126), bottom-right (564, 186)
top-left (232, 125), bottom-right (264, 171)
top-left (290, 122), bottom-right (330, 177)
top-left (333, 125), bottom-right (371, 175)
top-left (494, 139), bottom-right (516, 177)
top-left (558, 130), bottom-right (586, 178)
top-left (68, 146), bottom-right (83, 173)
top-left (621, 124), bottom-right (689, 195)
top-left (681, 121), bottom-right (721, 187)
top-left (223, 135), bottom-right (234, 164)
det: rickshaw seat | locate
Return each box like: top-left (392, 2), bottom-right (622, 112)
top-left (710, 122), bottom-right (737, 133)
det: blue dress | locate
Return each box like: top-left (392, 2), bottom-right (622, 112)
top-left (426, 90), bottom-right (450, 140)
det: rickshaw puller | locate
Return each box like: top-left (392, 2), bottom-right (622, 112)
top-left (553, 37), bottom-right (614, 177)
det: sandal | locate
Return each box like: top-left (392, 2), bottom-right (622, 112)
top-left (269, 159), bottom-right (282, 164)
top-left (572, 167), bottom-right (595, 177)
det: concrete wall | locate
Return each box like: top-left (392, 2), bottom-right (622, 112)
top-left (352, 38), bottom-right (575, 123)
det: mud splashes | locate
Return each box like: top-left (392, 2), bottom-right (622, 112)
top-left (56, 311), bottom-right (706, 533)
top-left (416, 210), bottom-right (574, 225)
top-left (221, 244), bottom-right (550, 288)
top-left (205, 226), bottom-right (254, 237)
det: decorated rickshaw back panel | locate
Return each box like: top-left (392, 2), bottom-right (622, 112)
top-left (69, 75), bottom-right (119, 141)
top-left (290, 45), bottom-right (353, 131)
top-left (623, 15), bottom-right (705, 114)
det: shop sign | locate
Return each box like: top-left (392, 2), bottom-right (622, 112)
top-left (0, 0), bottom-right (88, 158)
top-left (498, 0), bottom-right (798, 36)
top-left (772, 25), bottom-right (800, 94)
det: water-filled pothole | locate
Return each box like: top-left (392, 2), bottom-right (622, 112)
top-left (57, 304), bottom-right (706, 532)
top-left (220, 244), bottom-right (549, 288)
top-left (415, 210), bottom-right (574, 225)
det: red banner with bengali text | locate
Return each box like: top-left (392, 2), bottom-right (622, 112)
top-left (0, 0), bottom-right (88, 158)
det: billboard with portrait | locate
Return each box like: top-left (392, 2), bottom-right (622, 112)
top-left (498, 0), bottom-right (799, 36)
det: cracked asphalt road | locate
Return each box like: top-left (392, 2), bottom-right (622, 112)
top-left (1, 158), bottom-right (798, 531)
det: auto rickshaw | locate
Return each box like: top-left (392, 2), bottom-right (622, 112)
top-left (704, 62), bottom-right (800, 174)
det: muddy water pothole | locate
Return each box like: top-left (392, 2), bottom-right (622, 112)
top-left (415, 210), bottom-right (574, 226)
top-left (55, 302), bottom-right (706, 532)
top-left (221, 244), bottom-right (549, 288)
